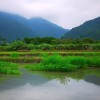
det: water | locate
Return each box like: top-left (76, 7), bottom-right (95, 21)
top-left (0, 68), bottom-right (100, 100)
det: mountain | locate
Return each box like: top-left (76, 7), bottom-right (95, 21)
top-left (27, 17), bottom-right (67, 38)
top-left (64, 17), bottom-right (100, 40)
top-left (0, 12), bottom-right (36, 41)
top-left (0, 12), bottom-right (67, 41)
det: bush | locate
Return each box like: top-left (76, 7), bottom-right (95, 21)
top-left (37, 44), bottom-right (53, 50)
top-left (92, 44), bottom-right (100, 50)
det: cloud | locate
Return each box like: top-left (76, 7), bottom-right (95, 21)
top-left (0, 0), bottom-right (100, 29)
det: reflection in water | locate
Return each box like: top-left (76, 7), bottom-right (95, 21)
top-left (0, 69), bottom-right (49, 91)
top-left (85, 75), bottom-right (100, 85)
top-left (0, 68), bottom-right (100, 100)
top-left (34, 68), bottom-right (100, 85)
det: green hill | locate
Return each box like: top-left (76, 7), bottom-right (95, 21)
top-left (0, 12), bottom-right (67, 41)
top-left (64, 17), bottom-right (100, 40)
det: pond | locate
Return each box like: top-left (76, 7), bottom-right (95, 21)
top-left (0, 68), bottom-right (100, 100)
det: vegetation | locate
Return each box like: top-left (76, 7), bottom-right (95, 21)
top-left (0, 51), bottom-right (99, 74)
top-left (0, 37), bottom-right (100, 74)
top-left (64, 17), bottom-right (100, 40)
top-left (0, 37), bottom-right (100, 51)
top-left (0, 12), bottom-right (67, 41)
top-left (10, 52), bottom-right (19, 58)
top-left (0, 12), bottom-right (100, 75)
top-left (0, 61), bottom-right (20, 74)
top-left (0, 56), bottom-right (41, 63)
top-left (26, 53), bottom-right (100, 72)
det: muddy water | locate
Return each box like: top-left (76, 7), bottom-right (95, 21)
top-left (0, 68), bottom-right (100, 100)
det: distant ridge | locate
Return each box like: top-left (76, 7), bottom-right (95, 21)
top-left (27, 17), bottom-right (68, 38)
top-left (64, 17), bottom-right (100, 40)
top-left (0, 12), bottom-right (68, 41)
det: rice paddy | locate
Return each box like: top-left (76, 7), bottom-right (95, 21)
top-left (25, 54), bottom-right (100, 72)
top-left (0, 50), bottom-right (100, 74)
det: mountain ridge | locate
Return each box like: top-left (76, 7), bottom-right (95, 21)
top-left (64, 17), bottom-right (100, 40)
top-left (0, 12), bottom-right (67, 41)
top-left (28, 17), bottom-right (67, 38)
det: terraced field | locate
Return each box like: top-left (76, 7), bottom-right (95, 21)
top-left (0, 50), bottom-right (100, 74)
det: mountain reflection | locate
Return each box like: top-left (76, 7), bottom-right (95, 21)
top-left (85, 75), bottom-right (100, 86)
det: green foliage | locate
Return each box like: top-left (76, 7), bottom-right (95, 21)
top-left (0, 61), bottom-right (20, 74)
top-left (64, 17), bottom-right (100, 40)
top-left (92, 44), bottom-right (100, 50)
top-left (23, 37), bottom-right (55, 45)
top-left (11, 41), bottom-right (27, 50)
top-left (26, 53), bottom-right (100, 72)
top-left (23, 37), bottom-right (32, 44)
top-left (0, 51), bottom-right (99, 73)
top-left (1, 41), bottom-right (32, 51)
top-left (67, 56), bottom-right (87, 68)
top-left (0, 37), bottom-right (100, 51)
top-left (86, 56), bottom-right (100, 67)
top-left (37, 44), bottom-right (53, 50)
top-left (82, 38), bottom-right (94, 43)
top-left (10, 53), bottom-right (19, 58)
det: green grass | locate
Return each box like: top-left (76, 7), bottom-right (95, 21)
top-left (26, 53), bottom-right (100, 72)
top-left (10, 52), bottom-right (19, 58)
top-left (0, 51), bottom-right (100, 73)
top-left (0, 61), bottom-right (20, 74)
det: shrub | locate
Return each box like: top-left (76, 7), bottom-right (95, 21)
top-left (37, 44), bottom-right (53, 50)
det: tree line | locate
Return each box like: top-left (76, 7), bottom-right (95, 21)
top-left (0, 37), bottom-right (100, 51)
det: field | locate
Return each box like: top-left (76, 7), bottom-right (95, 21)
top-left (0, 50), bottom-right (100, 74)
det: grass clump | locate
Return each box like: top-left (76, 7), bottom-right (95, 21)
top-left (86, 56), bottom-right (100, 67)
top-left (41, 53), bottom-right (77, 71)
top-left (26, 54), bottom-right (77, 72)
top-left (67, 56), bottom-right (87, 68)
top-left (10, 52), bottom-right (19, 58)
top-left (0, 61), bottom-right (20, 74)
top-left (26, 53), bottom-right (100, 72)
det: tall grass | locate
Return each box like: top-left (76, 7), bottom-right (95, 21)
top-left (10, 52), bottom-right (19, 58)
top-left (0, 61), bottom-right (20, 74)
top-left (26, 53), bottom-right (100, 72)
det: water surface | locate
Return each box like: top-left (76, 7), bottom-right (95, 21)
top-left (0, 68), bottom-right (100, 100)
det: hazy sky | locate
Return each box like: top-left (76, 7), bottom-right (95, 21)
top-left (0, 0), bottom-right (100, 29)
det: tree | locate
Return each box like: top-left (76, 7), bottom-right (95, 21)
top-left (82, 38), bottom-right (94, 43)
